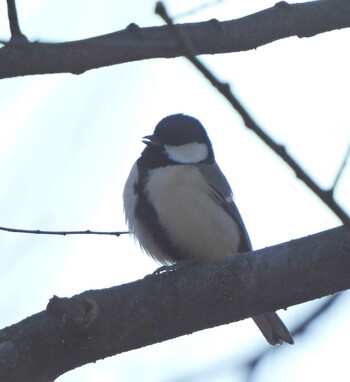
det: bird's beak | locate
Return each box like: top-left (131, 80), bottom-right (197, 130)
top-left (142, 134), bottom-right (162, 147)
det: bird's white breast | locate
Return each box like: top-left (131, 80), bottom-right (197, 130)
top-left (145, 165), bottom-right (241, 262)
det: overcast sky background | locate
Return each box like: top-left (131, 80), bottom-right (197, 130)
top-left (0, 1), bottom-right (349, 381)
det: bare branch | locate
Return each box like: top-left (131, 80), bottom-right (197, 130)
top-left (6, 0), bottom-right (28, 43)
top-left (330, 144), bottom-right (350, 194)
top-left (0, 0), bottom-right (350, 79)
top-left (155, 1), bottom-right (350, 228)
top-left (6, 0), bottom-right (22, 37)
top-left (174, 0), bottom-right (223, 19)
top-left (0, 225), bottom-right (129, 237)
top-left (0, 226), bottom-right (349, 382)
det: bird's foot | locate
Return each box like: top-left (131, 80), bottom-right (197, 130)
top-left (152, 260), bottom-right (194, 275)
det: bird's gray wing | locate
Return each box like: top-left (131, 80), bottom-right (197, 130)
top-left (196, 162), bottom-right (294, 345)
top-left (195, 162), bottom-right (252, 253)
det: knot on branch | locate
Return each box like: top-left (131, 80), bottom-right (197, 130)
top-left (47, 295), bottom-right (99, 331)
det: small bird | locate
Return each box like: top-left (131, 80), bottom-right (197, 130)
top-left (123, 114), bottom-right (293, 345)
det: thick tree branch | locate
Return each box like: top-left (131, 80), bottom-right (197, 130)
top-left (0, 0), bottom-right (350, 79)
top-left (0, 225), bottom-right (349, 382)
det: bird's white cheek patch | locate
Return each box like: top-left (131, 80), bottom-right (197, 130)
top-left (165, 142), bottom-right (208, 164)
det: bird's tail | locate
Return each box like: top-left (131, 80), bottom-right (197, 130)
top-left (252, 312), bottom-right (294, 345)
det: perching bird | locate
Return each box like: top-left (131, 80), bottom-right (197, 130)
top-left (123, 113), bottom-right (293, 345)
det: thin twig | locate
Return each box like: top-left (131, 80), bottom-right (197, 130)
top-left (330, 144), bottom-right (350, 194)
top-left (155, 1), bottom-right (350, 228)
top-left (0, 226), bottom-right (129, 237)
top-left (174, 0), bottom-right (223, 19)
top-left (290, 294), bottom-right (341, 337)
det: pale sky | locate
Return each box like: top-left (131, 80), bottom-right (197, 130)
top-left (0, 1), bottom-right (349, 381)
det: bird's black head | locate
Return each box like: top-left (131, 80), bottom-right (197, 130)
top-left (150, 114), bottom-right (212, 146)
top-left (140, 114), bottom-right (214, 169)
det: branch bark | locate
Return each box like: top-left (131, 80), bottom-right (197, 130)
top-left (1, 0), bottom-right (350, 79)
top-left (0, 225), bottom-right (349, 382)
top-left (6, 0), bottom-right (24, 39)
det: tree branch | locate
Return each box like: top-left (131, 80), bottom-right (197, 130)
top-left (0, 225), bottom-right (129, 236)
top-left (0, 0), bottom-right (350, 79)
top-left (6, 0), bottom-right (25, 40)
top-left (330, 144), bottom-right (350, 194)
top-left (0, 225), bottom-right (349, 382)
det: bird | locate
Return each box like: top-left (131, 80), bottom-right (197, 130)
top-left (123, 113), bottom-right (294, 345)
